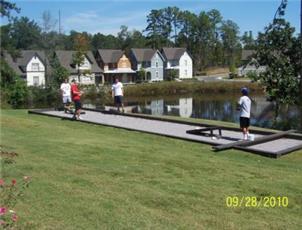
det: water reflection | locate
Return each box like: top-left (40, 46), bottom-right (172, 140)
top-left (83, 94), bottom-right (302, 132)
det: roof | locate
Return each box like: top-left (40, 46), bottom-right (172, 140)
top-left (241, 50), bottom-right (256, 61)
top-left (97, 49), bottom-right (123, 63)
top-left (161, 47), bottom-right (187, 61)
top-left (55, 50), bottom-right (102, 73)
top-left (17, 50), bottom-right (47, 68)
top-left (2, 50), bottom-right (49, 75)
top-left (131, 48), bottom-right (157, 62)
top-left (2, 51), bottom-right (23, 75)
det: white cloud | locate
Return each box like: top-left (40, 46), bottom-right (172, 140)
top-left (63, 9), bottom-right (148, 35)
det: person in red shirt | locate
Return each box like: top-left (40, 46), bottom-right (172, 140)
top-left (71, 79), bottom-right (83, 120)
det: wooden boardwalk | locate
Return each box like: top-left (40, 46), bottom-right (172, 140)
top-left (29, 108), bottom-right (302, 158)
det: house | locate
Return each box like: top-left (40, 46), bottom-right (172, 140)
top-left (130, 48), bottom-right (165, 82)
top-left (166, 97), bottom-right (193, 118)
top-left (161, 47), bottom-right (193, 79)
top-left (3, 50), bottom-right (48, 86)
top-left (96, 49), bottom-right (136, 83)
top-left (238, 50), bottom-right (266, 77)
top-left (55, 50), bottom-right (103, 84)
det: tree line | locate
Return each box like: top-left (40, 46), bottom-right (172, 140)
top-left (1, 5), bottom-right (258, 73)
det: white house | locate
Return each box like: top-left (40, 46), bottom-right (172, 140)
top-left (3, 50), bottom-right (47, 86)
top-left (55, 50), bottom-right (103, 85)
top-left (238, 50), bottom-right (266, 77)
top-left (238, 58), bottom-right (266, 77)
top-left (179, 98), bottom-right (193, 118)
top-left (161, 47), bottom-right (193, 79)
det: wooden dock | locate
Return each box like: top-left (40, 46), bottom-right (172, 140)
top-left (28, 108), bottom-right (302, 158)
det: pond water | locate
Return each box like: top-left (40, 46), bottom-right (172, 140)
top-left (82, 93), bottom-right (302, 133)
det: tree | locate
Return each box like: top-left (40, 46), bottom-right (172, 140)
top-left (241, 31), bottom-right (256, 49)
top-left (162, 6), bottom-right (181, 43)
top-left (137, 68), bottom-right (146, 83)
top-left (72, 34), bottom-right (89, 82)
top-left (145, 9), bottom-right (171, 49)
top-left (9, 17), bottom-right (42, 49)
top-left (255, 18), bottom-right (299, 107)
top-left (41, 10), bottom-right (57, 34)
top-left (91, 33), bottom-right (120, 51)
top-left (118, 25), bottom-right (131, 51)
top-left (220, 20), bottom-right (241, 70)
top-left (0, 0), bottom-right (20, 20)
top-left (177, 10), bottom-right (197, 50)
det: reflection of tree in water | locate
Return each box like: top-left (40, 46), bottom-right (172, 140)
top-left (192, 100), bottom-right (235, 122)
top-left (271, 103), bottom-right (302, 132)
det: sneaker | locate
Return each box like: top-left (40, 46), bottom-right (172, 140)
top-left (77, 116), bottom-right (83, 120)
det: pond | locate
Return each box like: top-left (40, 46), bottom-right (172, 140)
top-left (82, 93), bottom-right (302, 133)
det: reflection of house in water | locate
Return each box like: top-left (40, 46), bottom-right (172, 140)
top-left (143, 99), bottom-right (164, 116)
top-left (179, 98), bottom-right (193, 118)
top-left (166, 98), bottom-right (193, 118)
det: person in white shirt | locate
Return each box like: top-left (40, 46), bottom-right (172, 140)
top-left (238, 87), bottom-right (251, 140)
top-left (60, 78), bottom-right (72, 113)
top-left (111, 78), bottom-right (124, 113)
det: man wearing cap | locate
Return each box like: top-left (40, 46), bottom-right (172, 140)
top-left (238, 87), bottom-right (251, 140)
top-left (71, 79), bottom-right (83, 120)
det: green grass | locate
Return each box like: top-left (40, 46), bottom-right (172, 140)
top-left (1, 110), bottom-right (302, 229)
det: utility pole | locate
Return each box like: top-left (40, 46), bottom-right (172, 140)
top-left (59, 10), bottom-right (61, 34)
top-left (300, 0), bottom-right (302, 101)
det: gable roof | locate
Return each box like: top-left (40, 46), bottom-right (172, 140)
top-left (2, 51), bottom-right (23, 75)
top-left (161, 47), bottom-right (188, 61)
top-left (2, 50), bottom-right (48, 74)
top-left (131, 48), bottom-right (157, 62)
top-left (241, 50), bottom-right (256, 61)
top-left (97, 49), bottom-right (123, 63)
top-left (55, 50), bottom-right (102, 73)
top-left (17, 50), bottom-right (47, 68)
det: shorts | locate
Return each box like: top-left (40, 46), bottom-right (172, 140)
top-left (63, 96), bottom-right (72, 104)
top-left (114, 96), bottom-right (123, 104)
top-left (74, 100), bottom-right (82, 111)
top-left (240, 117), bottom-right (250, 128)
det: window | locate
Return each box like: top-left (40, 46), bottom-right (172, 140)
top-left (156, 71), bottom-right (159, 78)
top-left (185, 70), bottom-right (188, 76)
top-left (184, 60), bottom-right (188, 66)
top-left (32, 63), bottom-right (39, 71)
top-left (33, 76), bottom-right (39, 86)
top-left (155, 61), bottom-right (158, 68)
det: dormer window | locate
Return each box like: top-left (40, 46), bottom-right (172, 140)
top-left (32, 63), bottom-right (40, 71)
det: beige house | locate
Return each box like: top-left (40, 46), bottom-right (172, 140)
top-left (96, 49), bottom-right (136, 83)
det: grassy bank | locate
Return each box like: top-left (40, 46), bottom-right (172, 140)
top-left (1, 110), bottom-right (302, 229)
top-left (124, 81), bottom-right (262, 97)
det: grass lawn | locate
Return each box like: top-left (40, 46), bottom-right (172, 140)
top-left (1, 110), bottom-right (302, 229)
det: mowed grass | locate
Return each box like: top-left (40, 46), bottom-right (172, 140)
top-left (1, 110), bottom-right (302, 230)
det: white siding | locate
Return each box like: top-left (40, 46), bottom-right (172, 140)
top-left (179, 98), bottom-right (193, 118)
top-left (26, 56), bottom-right (45, 86)
top-left (78, 57), bottom-right (91, 70)
top-left (68, 74), bottom-right (96, 85)
top-left (179, 52), bottom-right (193, 79)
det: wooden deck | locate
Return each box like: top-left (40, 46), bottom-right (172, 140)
top-left (28, 108), bottom-right (302, 158)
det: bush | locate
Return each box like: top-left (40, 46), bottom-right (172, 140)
top-left (7, 79), bottom-right (29, 109)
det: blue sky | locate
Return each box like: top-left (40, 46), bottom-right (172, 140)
top-left (1, 0), bottom-right (300, 37)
